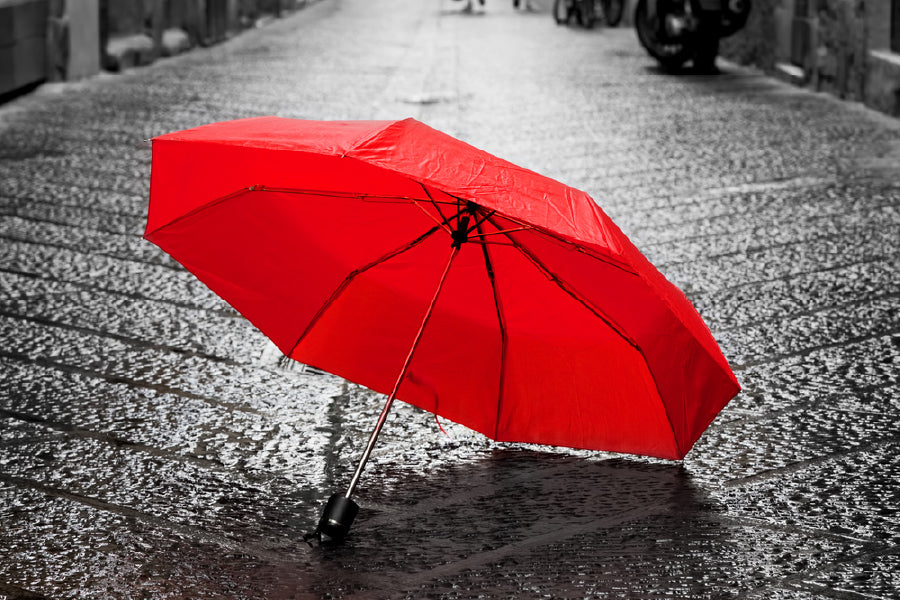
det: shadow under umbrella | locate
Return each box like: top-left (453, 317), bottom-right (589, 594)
top-left (283, 448), bottom-right (716, 598)
top-left (106, 448), bottom-right (723, 599)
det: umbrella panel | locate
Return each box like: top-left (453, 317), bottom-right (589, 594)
top-left (473, 237), bottom-right (671, 456)
top-left (147, 188), bottom-right (441, 358)
top-left (294, 230), bottom-right (506, 439)
top-left (147, 138), bottom-right (433, 235)
top-left (506, 225), bottom-right (739, 452)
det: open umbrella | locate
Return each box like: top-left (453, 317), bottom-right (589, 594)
top-left (145, 116), bottom-right (739, 539)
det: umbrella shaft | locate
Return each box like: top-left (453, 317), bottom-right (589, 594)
top-left (345, 245), bottom-right (459, 499)
top-left (344, 392), bottom-right (396, 498)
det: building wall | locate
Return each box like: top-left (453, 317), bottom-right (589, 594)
top-left (864, 0), bottom-right (900, 115)
top-left (814, 0), bottom-right (867, 100)
top-left (105, 0), bottom-right (146, 36)
top-left (67, 0), bottom-right (99, 79)
top-left (721, 0), bottom-right (900, 117)
top-left (721, 0), bottom-right (779, 69)
top-left (0, 0), bottom-right (49, 95)
top-left (0, 0), bottom-right (305, 98)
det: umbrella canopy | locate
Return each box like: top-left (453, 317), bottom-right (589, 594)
top-left (146, 116), bottom-right (739, 462)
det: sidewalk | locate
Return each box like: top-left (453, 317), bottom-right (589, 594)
top-left (1, 0), bottom-right (899, 598)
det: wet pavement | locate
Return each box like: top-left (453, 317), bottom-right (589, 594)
top-left (1, 0), bottom-right (899, 597)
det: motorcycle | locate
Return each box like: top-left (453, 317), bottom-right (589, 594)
top-left (554, 0), bottom-right (624, 29)
top-left (635, 0), bottom-right (750, 72)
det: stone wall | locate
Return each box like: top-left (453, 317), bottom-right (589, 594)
top-left (0, 0), bottom-right (49, 95)
top-left (0, 0), bottom-right (308, 98)
top-left (720, 0), bottom-right (900, 117)
top-left (864, 0), bottom-right (900, 115)
top-left (813, 0), bottom-right (867, 100)
top-left (721, 0), bottom-right (778, 69)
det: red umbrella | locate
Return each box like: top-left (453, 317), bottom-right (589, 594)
top-left (145, 116), bottom-right (739, 539)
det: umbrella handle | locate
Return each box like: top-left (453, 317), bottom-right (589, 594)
top-left (316, 245), bottom-right (459, 540)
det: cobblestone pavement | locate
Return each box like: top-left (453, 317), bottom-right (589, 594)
top-left (1, 0), bottom-right (899, 598)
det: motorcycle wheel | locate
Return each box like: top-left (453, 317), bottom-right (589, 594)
top-left (553, 0), bottom-right (571, 24)
top-left (719, 0), bottom-right (751, 37)
top-left (601, 0), bottom-right (624, 26)
top-left (692, 15), bottom-right (720, 72)
top-left (634, 0), bottom-right (694, 71)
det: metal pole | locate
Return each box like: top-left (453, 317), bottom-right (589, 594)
top-left (344, 245), bottom-right (459, 498)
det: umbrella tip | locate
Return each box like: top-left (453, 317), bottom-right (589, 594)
top-left (313, 493), bottom-right (359, 542)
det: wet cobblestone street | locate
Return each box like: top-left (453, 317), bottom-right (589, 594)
top-left (1, 0), bottom-right (899, 598)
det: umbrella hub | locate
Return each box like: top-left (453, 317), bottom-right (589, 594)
top-left (450, 202), bottom-right (477, 248)
top-left (451, 215), bottom-right (470, 247)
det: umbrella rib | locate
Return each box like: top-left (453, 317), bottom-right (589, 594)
top-left (147, 185), bottom-right (452, 237)
top-left (419, 184), bottom-right (461, 234)
top-left (412, 198), bottom-right (454, 235)
top-left (145, 186), bottom-right (255, 237)
top-left (468, 226), bottom-right (528, 239)
top-left (286, 224), bottom-right (442, 358)
top-left (465, 209), bottom-right (498, 236)
top-left (477, 221), bottom-right (509, 442)
top-left (486, 212), bottom-right (637, 275)
top-left (256, 186), bottom-right (409, 201)
top-left (257, 185), bottom-right (458, 205)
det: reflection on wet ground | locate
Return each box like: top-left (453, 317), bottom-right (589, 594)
top-left (1, 452), bottom-right (713, 598)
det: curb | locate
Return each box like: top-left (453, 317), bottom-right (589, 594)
top-left (83, 2), bottom-right (320, 78)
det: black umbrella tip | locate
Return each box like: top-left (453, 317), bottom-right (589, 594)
top-left (314, 493), bottom-right (360, 542)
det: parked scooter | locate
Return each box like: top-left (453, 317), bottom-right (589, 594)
top-left (635, 0), bottom-right (750, 72)
top-left (554, 0), bottom-right (624, 29)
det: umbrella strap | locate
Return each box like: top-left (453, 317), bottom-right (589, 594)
top-left (344, 245), bottom-right (460, 498)
top-left (434, 413), bottom-right (449, 436)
